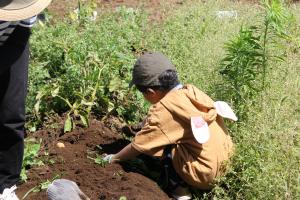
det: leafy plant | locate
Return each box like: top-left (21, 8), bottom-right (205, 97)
top-left (27, 6), bottom-right (148, 131)
top-left (87, 154), bottom-right (109, 167)
top-left (21, 139), bottom-right (44, 182)
top-left (22, 175), bottom-right (60, 199)
top-left (217, 0), bottom-right (292, 121)
top-left (219, 26), bottom-right (264, 121)
top-left (119, 196), bottom-right (127, 200)
top-left (260, 0), bottom-right (293, 90)
top-left (69, 0), bottom-right (97, 24)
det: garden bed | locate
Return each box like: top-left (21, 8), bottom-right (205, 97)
top-left (17, 118), bottom-right (170, 200)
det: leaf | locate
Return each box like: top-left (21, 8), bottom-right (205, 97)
top-left (109, 77), bottom-right (121, 92)
top-left (119, 196), bottom-right (128, 200)
top-left (40, 180), bottom-right (52, 190)
top-left (35, 91), bottom-right (44, 100)
top-left (64, 115), bottom-right (72, 133)
top-left (81, 100), bottom-right (96, 106)
top-left (51, 87), bottom-right (60, 97)
top-left (80, 114), bottom-right (89, 127)
top-left (28, 126), bottom-right (37, 133)
top-left (34, 101), bottom-right (40, 115)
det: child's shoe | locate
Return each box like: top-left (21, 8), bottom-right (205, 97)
top-left (171, 185), bottom-right (192, 200)
top-left (0, 185), bottom-right (19, 200)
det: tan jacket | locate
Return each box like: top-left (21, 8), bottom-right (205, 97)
top-left (131, 84), bottom-right (233, 189)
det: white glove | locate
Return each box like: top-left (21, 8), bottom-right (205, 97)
top-left (47, 179), bottom-right (90, 200)
top-left (103, 154), bottom-right (115, 163)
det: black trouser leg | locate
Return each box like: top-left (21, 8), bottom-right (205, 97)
top-left (159, 145), bottom-right (186, 191)
top-left (0, 26), bottom-right (30, 193)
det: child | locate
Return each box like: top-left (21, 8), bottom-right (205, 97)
top-left (104, 52), bottom-right (234, 200)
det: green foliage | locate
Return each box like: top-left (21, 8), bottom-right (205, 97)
top-left (22, 175), bottom-right (60, 199)
top-left (143, 0), bottom-right (300, 199)
top-left (119, 196), bottom-right (128, 200)
top-left (21, 139), bottom-right (44, 182)
top-left (88, 155), bottom-right (108, 167)
top-left (69, 0), bottom-right (98, 24)
top-left (207, 1), bottom-right (300, 199)
top-left (217, 0), bottom-right (292, 121)
top-left (27, 5), bottom-right (148, 130)
top-left (25, 0), bottom-right (300, 199)
top-left (219, 26), bottom-right (264, 121)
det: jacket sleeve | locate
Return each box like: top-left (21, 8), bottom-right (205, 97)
top-left (131, 115), bottom-right (171, 157)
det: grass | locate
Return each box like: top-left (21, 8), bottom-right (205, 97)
top-left (26, 0), bottom-right (300, 199)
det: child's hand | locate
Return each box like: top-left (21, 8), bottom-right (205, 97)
top-left (102, 154), bottom-right (115, 163)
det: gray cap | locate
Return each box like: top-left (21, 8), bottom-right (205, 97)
top-left (47, 179), bottom-right (90, 200)
top-left (130, 52), bottom-right (176, 87)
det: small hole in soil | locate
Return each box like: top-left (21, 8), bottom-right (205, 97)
top-left (99, 194), bottom-right (106, 200)
top-left (99, 139), bottom-right (130, 154)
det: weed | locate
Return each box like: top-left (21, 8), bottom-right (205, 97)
top-left (27, 5), bottom-right (148, 131)
top-left (217, 0), bottom-right (291, 121)
top-left (22, 175), bottom-right (60, 199)
top-left (119, 196), bottom-right (127, 200)
top-left (21, 139), bottom-right (44, 182)
top-left (87, 155), bottom-right (108, 167)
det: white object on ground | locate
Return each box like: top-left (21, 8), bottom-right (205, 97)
top-left (47, 179), bottom-right (90, 200)
top-left (103, 154), bottom-right (115, 163)
top-left (56, 142), bottom-right (65, 148)
top-left (214, 101), bottom-right (238, 121)
top-left (171, 185), bottom-right (192, 200)
top-left (216, 11), bottom-right (238, 19)
top-left (191, 116), bottom-right (210, 144)
top-left (0, 185), bottom-right (19, 200)
top-left (90, 11), bottom-right (98, 21)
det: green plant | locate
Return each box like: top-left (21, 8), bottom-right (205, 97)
top-left (119, 196), bottom-right (127, 200)
top-left (21, 139), bottom-right (44, 182)
top-left (69, 0), bottom-right (97, 24)
top-left (217, 0), bottom-right (291, 121)
top-left (25, 0), bottom-right (300, 199)
top-left (260, 0), bottom-right (293, 90)
top-left (218, 26), bottom-right (264, 121)
top-left (22, 175), bottom-right (60, 199)
top-left (87, 154), bottom-right (108, 167)
top-left (27, 6), bottom-right (148, 131)
top-left (51, 64), bottom-right (104, 132)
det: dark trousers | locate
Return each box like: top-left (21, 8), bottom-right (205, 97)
top-left (0, 26), bottom-right (30, 193)
top-left (160, 145), bottom-right (186, 191)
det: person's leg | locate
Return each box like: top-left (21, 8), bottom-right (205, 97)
top-left (160, 145), bottom-right (192, 200)
top-left (0, 26), bottom-right (30, 193)
top-left (159, 146), bottom-right (186, 190)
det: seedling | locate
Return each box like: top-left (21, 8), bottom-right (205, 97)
top-left (22, 175), bottom-right (60, 199)
top-left (119, 196), bottom-right (127, 200)
top-left (87, 155), bottom-right (108, 167)
top-left (21, 139), bottom-right (44, 182)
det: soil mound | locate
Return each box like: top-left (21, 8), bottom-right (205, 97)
top-left (17, 119), bottom-right (170, 200)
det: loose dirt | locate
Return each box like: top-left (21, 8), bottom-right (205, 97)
top-left (48, 0), bottom-right (184, 21)
top-left (17, 119), bottom-right (170, 200)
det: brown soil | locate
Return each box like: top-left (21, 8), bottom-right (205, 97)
top-left (47, 0), bottom-right (185, 21)
top-left (17, 118), bottom-right (170, 200)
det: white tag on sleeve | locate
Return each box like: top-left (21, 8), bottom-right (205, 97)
top-left (214, 101), bottom-right (238, 121)
top-left (191, 116), bottom-right (210, 144)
